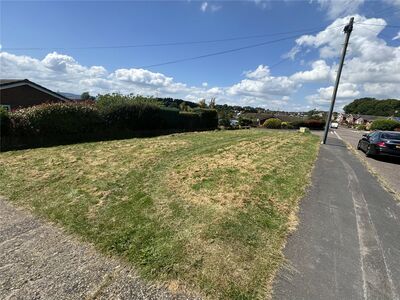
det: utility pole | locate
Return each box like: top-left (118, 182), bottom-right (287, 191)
top-left (322, 17), bottom-right (354, 144)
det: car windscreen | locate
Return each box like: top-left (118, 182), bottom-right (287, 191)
top-left (381, 133), bottom-right (400, 140)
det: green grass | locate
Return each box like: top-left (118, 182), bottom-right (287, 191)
top-left (0, 129), bottom-right (320, 299)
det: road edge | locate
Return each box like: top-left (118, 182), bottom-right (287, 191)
top-left (333, 131), bottom-right (400, 202)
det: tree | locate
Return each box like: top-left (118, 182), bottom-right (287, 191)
top-left (209, 98), bottom-right (216, 109)
top-left (198, 99), bottom-right (207, 108)
top-left (179, 102), bottom-right (189, 112)
top-left (343, 98), bottom-right (400, 116)
top-left (81, 92), bottom-right (95, 101)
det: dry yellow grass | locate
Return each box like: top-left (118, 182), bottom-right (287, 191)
top-left (0, 129), bottom-right (319, 299)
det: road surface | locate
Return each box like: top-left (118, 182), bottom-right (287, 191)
top-left (273, 133), bottom-right (400, 300)
top-left (335, 127), bottom-right (400, 198)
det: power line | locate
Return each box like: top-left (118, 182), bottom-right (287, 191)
top-left (138, 31), bottom-right (318, 69)
top-left (2, 26), bottom-right (326, 51)
top-left (139, 25), bottom-right (348, 69)
top-left (355, 22), bottom-right (400, 29)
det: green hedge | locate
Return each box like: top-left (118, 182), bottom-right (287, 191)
top-left (1, 100), bottom-right (218, 151)
top-left (0, 107), bottom-right (10, 137)
top-left (263, 118), bottom-right (282, 129)
top-left (370, 119), bottom-right (400, 131)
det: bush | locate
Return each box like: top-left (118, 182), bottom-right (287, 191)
top-left (2, 96), bottom-right (219, 150)
top-left (100, 102), bottom-right (162, 131)
top-left (0, 106), bottom-right (11, 136)
top-left (193, 108), bottom-right (218, 129)
top-left (356, 124), bottom-right (367, 131)
top-left (280, 121), bottom-right (294, 129)
top-left (263, 118), bottom-right (282, 129)
top-left (11, 103), bottom-right (103, 137)
top-left (370, 119), bottom-right (400, 131)
top-left (238, 117), bottom-right (253, 127)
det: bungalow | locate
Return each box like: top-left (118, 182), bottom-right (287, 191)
top-left (0, 79), bottom-right (68, 110)
top-left (354, 115), bottom-right (381, 125)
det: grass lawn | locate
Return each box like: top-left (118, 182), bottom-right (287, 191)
top-left (0, 129), bottom-right (319, 299)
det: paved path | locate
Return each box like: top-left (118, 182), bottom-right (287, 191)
top-left (335, 127), bottom-right (400, 198)
top-left (0, 199), bottom-right (195, 300)
top-left (273, 134), bottom-right (400, 300)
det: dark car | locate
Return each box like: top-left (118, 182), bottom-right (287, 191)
top-left (357, 131), bottom-right (400, 157)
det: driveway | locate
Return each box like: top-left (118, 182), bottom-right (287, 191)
top-left (273, 133), bottom-right (400, 299)
top-left (335, 127), bottom-right (400, 198)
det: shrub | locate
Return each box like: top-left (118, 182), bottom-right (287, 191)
top-left (2, 96), bottom-right (219, 151)
top-left (238, 117), bottom-right (253, 127)
top-left (11, 102), bottom-right (103, 137)
top-left (0, 106), bottom-right (11, 136)
top-left (178, 111), bottom-right (201, 130)
top-left (193, 108), bottom-right (218, 129)
top-left (96, 93), bottom-right (161, 109)
top-left (263, 118), bottom-right (282, 129)
top-left (356, 124), bottom-right (367, 131)
top-left (100, 102), bottom-right (162, 131)
top-left (371, 119), bottom-right (400, 131)
top-left (370, 119), bottom-right (400, 131)
top-left (280, 121), bottom-right (294, 129)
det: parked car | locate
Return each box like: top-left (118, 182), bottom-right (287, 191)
top-left (357, 131), bottom-right (400, 157)
top-left (330, 122), bottom-right (339, 129)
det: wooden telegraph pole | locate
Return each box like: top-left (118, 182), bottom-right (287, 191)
top-left (322, 17), bottom-right (354, 144)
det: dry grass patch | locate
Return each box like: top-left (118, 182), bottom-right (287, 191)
top-left (0, 129), bottom-right (319, 299)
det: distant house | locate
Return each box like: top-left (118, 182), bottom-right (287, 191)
top-left (0, 79), bottom-right (68, 110)
top-left (345, 114), bottom-right (357, 125)
top-left (354, 115), bottom-right (381, 125)
top-left (336, 113), bottom-right (347, 123)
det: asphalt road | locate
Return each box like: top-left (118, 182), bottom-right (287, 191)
top-left (0, 199), bottom-right (196, 300)
top-left (273, 133), bottom-right (400, 300)
top-left (335, 127), bottom-right (400, 198)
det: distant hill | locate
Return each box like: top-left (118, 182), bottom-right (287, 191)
top-left (343, 98), bottom-right (400, 117)
top-left (59, 92), bottom-right (81, 100)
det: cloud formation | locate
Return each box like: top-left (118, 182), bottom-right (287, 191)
top-left (1, 14), bottom-right (399, 111)
top-left (314, 0), bottom-right (364, 19)
top-left (292, 15), bottom-right (400, 109)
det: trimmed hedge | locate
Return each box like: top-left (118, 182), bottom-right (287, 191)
top-left (1, 101), bottom-right (218, 151)
top-left (0, 107), bottom-right (10, 137)
top-left (370, 119), bottom-right (400, 131)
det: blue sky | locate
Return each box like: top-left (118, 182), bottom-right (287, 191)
top-left (1, 0), bottom-right (400, 111)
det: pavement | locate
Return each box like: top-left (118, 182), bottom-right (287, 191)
top-left (273, 132), bottom-right (400, 300)
top-left (0, 199), bottom-right (196, 300)
top-left (335, 127), bottom-right (400, 198)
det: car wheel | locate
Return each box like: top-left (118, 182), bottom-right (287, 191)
top-left (357, 142), bottom-right (362, 150)
top-left (366, 145), bottom-right (374, 157)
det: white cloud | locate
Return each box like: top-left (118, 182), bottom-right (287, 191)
top-left (297, 15), bottom-right (400, 108)
top-left (228, 65), bottom-right (299, 98)
top-left (200, 2), bottom-right (208, 12)
top-left (290, 60), bottom-right (332, 82)
top-left (314, 0), bottom-right (364, 19)
top-left (393, 31), bottom-right (400, 40)
top-left (306, 83), bottom-right (360, 108)
top-left (0, 51), bottom-right (298, 110)
top-left (200, 1), bottom-right (221, 12)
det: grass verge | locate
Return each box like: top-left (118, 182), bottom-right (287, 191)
top-left (0, 129), bottom-right (319, 299)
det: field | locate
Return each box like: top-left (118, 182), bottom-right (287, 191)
top-left (0, 129), bottom-right (319, 299)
